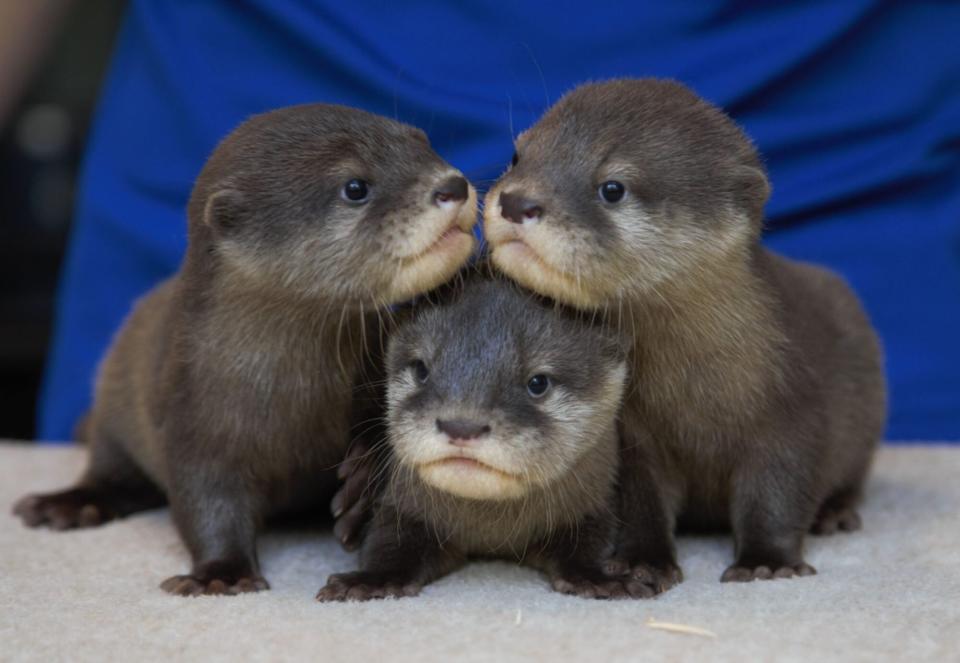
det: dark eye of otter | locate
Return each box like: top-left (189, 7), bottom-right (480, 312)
top-left (599, 180), bottom-right (626, 203)
top-left (527, 374), bottom-right (550, 398)
top-left (342, 179), bottom-right (370, 203)
top-left (411, 360), bottom-right (429, 383)
top-left (510, 151), bottom-right (519, 168)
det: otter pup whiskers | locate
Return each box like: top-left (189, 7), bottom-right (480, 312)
top-left (484, 78), bottom-right (886, 587)
top-left (14, 104), bottom-right (478, 596)
top-left (317, 276), bottom-right (664, 601)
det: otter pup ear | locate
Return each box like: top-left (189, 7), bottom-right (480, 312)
top-left (203, 189), bottom-right (246, 235)
top-left (732, 166), bottom-right (771, 220)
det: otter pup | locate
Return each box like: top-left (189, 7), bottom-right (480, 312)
top-left (317, 276), bottom-right (653, 601)
top-left (483, 79), bottom-right (886, 585)
top-left (13, 104), bottom-right (477, 595)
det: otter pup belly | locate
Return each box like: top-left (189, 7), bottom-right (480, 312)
top-left (483, 78), bottom-right (886, 585)
top-left (317, 276), bottom-right (669, 601)
top-left (13, 103), bottom-right (478, 596)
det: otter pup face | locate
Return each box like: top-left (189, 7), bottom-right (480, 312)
top-left (483, 78), bottom-right (770, 309)
top-left (385, 279), bottom-right (627, 501)
top-left (192, 104), bottom-right (477, 305)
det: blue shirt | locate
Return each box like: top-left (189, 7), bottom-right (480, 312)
top-left (40, 0), bottom-right (960, 441)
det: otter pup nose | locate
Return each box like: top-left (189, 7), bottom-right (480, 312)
top-left (499, 191), bottom-right (542, 224)
top-left (433, 175), bottom-right (469, 204)
top-left (436, 418), bottom-right (491, 445)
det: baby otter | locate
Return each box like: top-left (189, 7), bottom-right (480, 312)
top-left (13, 104), bottom-right (477, 595)
top-left (483, 79), bottom-right (886, 585)
top-left (317, 276), bottom-right (656, 601)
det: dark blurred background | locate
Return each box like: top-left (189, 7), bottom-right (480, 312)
top-left (0, 2), bottom-right (124, 440)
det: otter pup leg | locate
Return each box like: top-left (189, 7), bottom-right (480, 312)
top-left (161, 470), bottom-right (268, 597)
top-left (330, 434), bottom-right (387, 551)
top-left (723, 453), bottom-right (819, 582)
top-left (602, 429), bottom-right (683, 596)
top-left (317, 505), bottom-right (464, 602)
top-left (539, 513), bottom-right (666, 600)
top-left (13, 435), bottom-right (165, 529)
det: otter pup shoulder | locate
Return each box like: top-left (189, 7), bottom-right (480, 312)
top-left (14, 104), bottom-right (477, 595)
top-left (317, 276), bottom-right (660, 600)
top-left (484, 78), bottom-right (886, 585)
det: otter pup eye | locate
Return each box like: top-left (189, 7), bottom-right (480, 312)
top-left (342, 179), bottom-right (370, 203)
top-left (510, 151), bottom-right (519, 168)
top-left (599, 180), bottom-right (626, 203)
top-left (411, 360), bottom-right (429, 383)
top-left (527, 374), bottom-right (550, 398)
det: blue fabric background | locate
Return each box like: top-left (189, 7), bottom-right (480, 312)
top-left (39, 0), bottom-right (960, 441)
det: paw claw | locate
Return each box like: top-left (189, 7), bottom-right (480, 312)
top-left (753, 565), bottom-right (773, 580)
top-left (601, 558), bottom-right (630, 577)
top-left (206, 579), bottom-right (228, 595)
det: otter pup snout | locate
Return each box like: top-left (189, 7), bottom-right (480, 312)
top-left (499, 191), bottom-right (543, 224)
top-left (436, 418), bottom-right (491, 444)
top-left (433, 175), bottom-right (470, 205)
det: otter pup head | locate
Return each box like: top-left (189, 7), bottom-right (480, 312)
top-left (188, 104), bottom-right (477, 305)
top-left (385, 278), bottom-right (627, 501)
top-left (483, 78), bottom-right (769, 309)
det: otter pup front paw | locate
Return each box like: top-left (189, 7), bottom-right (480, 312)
top-left (720, 562), bottom-right (816, 582)
top-left (316, 571), bottom-right (422, 602)
top-left (810, 506), bottom-right (862, 535)
top-left (14, 489), bottom-right (116, 529)
top-left (330, 439), bottom-right (379, 551)
top-left (602, 559), bottom-right (683, 596)
top-left (160, 560), bottom-right (269, 596)
top-left (550, 566), bottom-right (656, 600)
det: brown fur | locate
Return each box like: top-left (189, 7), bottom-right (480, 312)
top-left (318, 275), bottom-right (677, 601)
top-left (483, 79), bottom-right (886, 584)
top-left (13, 104), bottom-right (478, 595)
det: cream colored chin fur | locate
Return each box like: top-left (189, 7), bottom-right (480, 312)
top-left (482, 195), bottom-right (615, 309)
top-left (417, 461), bottom-right (527, 500)
top-left (383, 185), bottom-right (478, 303)
top-left (488, 240), bottom-right (604, 310)
top-left (385, 229), bottom-right (475, 304)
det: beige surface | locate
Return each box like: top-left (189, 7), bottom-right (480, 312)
top-left (1, 442), bottom-right (958, 663)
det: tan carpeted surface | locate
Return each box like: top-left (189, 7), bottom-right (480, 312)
top-left (1, 442), bottom-right (958, 663)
